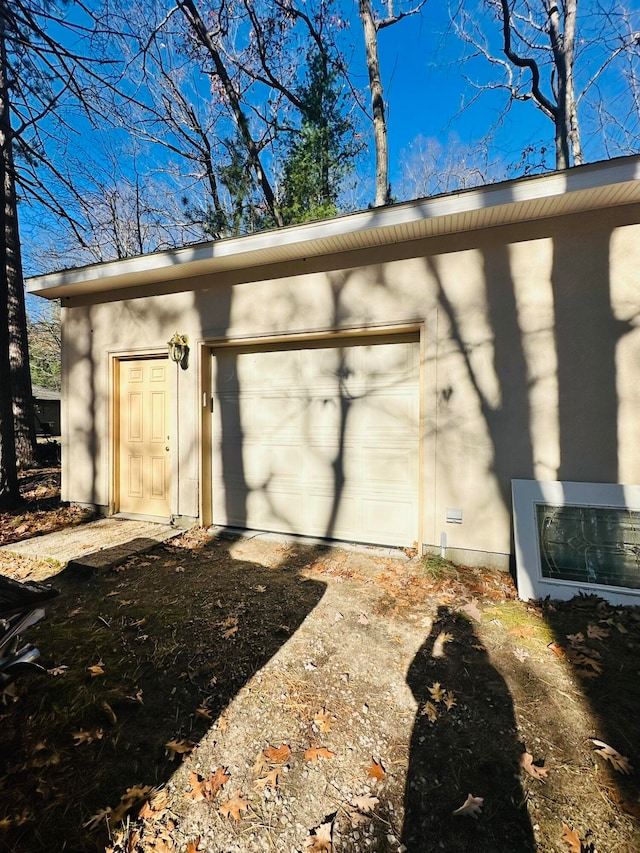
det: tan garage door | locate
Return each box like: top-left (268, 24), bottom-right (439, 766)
top-left (211, 334), bottom-right (420, 547)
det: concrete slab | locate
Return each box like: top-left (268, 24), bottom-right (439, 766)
top-left (0, 517), bottom-right (180, 571)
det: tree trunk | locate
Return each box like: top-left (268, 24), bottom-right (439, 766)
top-left (562, 0), bottom-right (582, 165)
top-left (358, 0), bottom-right (390, 206)
top-left (546, 0), bottom-right (570, 168)
top-left (177, 0), bottom-right (283, 227)
top-left (0, 3), bottom-right (36, 469)
top-left (0, 9), bottom-right (19, 507)
top-left (5, 145), bottom-right (37, 468)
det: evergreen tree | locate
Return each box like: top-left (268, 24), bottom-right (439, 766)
top-left (280, 52), bottom-right (361, 225)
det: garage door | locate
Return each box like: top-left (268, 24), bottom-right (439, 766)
top-left (211, 334), bottom-right (420, 547)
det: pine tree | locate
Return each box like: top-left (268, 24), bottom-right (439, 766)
top-left (280, 52), bottom-right (361, 225)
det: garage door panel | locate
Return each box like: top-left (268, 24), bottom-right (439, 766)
top-left (212, 336), bottom-right (420, 547)
top-left (364, 496), bottom-right (417, 539)
top-left (360, 446), bottom-right (415, 487)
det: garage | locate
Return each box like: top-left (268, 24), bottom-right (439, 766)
top-left (210, 333), bottom-right (421, 547)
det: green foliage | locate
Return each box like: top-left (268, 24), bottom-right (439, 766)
top-left (183, 136), bottom-right (277, 239)
top-left (27, 302), bottom-right (61, 391)
top-left (279, 51), bottom-right (362, 226)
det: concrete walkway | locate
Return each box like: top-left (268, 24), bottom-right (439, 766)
top-left (0, 517), bottom-right (180, 572)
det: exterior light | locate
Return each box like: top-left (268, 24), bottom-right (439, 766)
top-left (167, 332), bottom-right (189, 369)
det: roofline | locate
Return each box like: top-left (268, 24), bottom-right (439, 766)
top-left (27, 155), bottom-right (640, 300)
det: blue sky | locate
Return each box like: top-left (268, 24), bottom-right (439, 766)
top-left (18, 0), bottom-right (640, 280)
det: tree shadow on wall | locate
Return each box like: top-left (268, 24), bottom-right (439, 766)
top-left (402, 607), bottom-right (535, 852)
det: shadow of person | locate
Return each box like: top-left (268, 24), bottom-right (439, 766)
top-left (402, 606), bottom-right (535, 852)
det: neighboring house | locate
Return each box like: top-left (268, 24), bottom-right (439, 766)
top-left (26, 157), bottom-right (640, 602)
top-left (33, 385), bottom-right (61, 437)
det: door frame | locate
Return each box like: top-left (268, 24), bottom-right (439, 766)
top-left (110, 349), bottom-right (172, 519)
top-left (198, 323), bottom-right (426, 547)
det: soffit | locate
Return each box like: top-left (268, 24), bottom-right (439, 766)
top-left (27, 156), bottom-right (640, 300)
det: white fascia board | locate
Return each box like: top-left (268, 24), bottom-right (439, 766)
top-left (27, 155), bottom-right (640, 300)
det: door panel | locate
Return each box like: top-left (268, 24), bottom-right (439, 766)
top-left (211, 336), bottom-right (420, 547)
top-left (118, 358), bottom-right (170, 517)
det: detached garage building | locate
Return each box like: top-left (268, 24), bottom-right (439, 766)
top-left (27, 157), bottom-right (640, 573)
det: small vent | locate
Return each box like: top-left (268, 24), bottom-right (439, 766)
top-left (446, 508), bottom-right (463, 524)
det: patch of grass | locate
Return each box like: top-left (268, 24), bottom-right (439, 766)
top-left (421, 554), bottom-right (461, 581)
top-left (483, 601), bottom-right (554, 643)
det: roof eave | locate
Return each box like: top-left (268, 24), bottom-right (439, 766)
top-left (26, 155), bottom-right (640, 300)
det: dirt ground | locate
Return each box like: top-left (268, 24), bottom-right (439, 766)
top-left (0, 471), bottom-right (639, 853)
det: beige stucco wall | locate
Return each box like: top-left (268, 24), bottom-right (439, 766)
top-left (60, 203), bottom-right (640, 567)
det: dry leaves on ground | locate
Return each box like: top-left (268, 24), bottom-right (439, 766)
top-left (165, 739), bottom-right (196, 761)
top-left (263, 742), bottom-right (292, 764)
top-left (591, 739), bottom-right (633, 774)
top-left (452, 793), bottom-right (484, 818)
top-left (305, 744), bottom-right (336, 763)
top-left (364, 758), bottom-right (385, 783)
top-left (520, 751), bottom-right (549, 781)
top-left (306, 820), bottom-right (333, 851)
top-left (219, 791), bottom-right (249, 821)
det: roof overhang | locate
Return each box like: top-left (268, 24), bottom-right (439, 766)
top-left (27, 155), bottom-right (640, 301)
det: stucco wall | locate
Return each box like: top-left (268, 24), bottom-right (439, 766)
top-left (60, 203), bottom-right (640, 565)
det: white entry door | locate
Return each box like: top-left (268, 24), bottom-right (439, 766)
top-left (211, 335), bottom-right (420, 547)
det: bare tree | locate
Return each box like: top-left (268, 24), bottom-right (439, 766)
top-left (451, 0), bottom-right (640, 169)
top-left (357, 0), bottom-right (426, 205)
top-left (398, 134), bottom-right (503, 199)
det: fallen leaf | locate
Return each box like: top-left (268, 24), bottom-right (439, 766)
top-left (314, 708), bottom-right (335, 733)
top-left (87, 661), bottom-right (105, 677)
top-left (561, 823), bottom-right (582, 853)
top-left (185, 767), bottom-right (229, 802)
top-left (47, 665), bottom-right (68, 676)
top-left (139, 789), bottom-right (169, 820)
top-left (185, 772), bottom-right (206, 802)
top-left (305, 744), bottom-right (336, 763)
top-left (186, 839), bottom-right (201, 853)
top-left (126, 688), bottom-right (144, 704)
top-left (520, 751), bottom-right (549, 781)
top-left (219, 791), bottom-right (249, 821)
top-left (358, 612), bottom-right (370, 625)
top-left (364, 758), bottom-right (386, 783)
top-left (452, 793), bottom-right (484, 818)
top-left (443, 690), bottom-right (457, 711)
top-left (83, 808), bottom-right (111, 831)
top-left (591, 739), bottom-right (633, 774)
top-left (514, 647), bottom-right (530, 662)
top-left (461, 599), bottom-right (482, 623)
top-left (429, 682), bottom-right (445, 703)
top-left (206, 767), bottom-right (231, 798)
top-left (587, 623), bottom-right (609, 640)
top-left (263, 743), bottom-right (291, 765)
top-left (432, 631), bottom-right (453, 658)
top-left (72, 728), bottom-right (104, 746)
top-left (421, 701), bottom-right (438, 723)
top-left (165, 739), bottom-right (195, 760)
top-left (306, 820), bottom-right (333, 851)
top-left (255, 768), bottom-right (280, 790)
top-left (351, 795), bottom-right (378, 813)
top-left (548, 641), bottom-right (568, 660)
